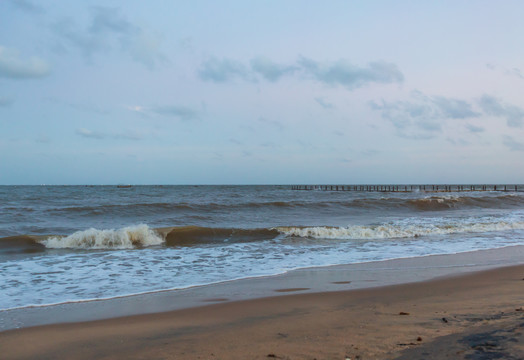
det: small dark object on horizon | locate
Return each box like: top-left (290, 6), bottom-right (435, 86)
top-left (442, 317), bottom-right (449, 323)
top-left (399, 312), bottom-right (410, 315)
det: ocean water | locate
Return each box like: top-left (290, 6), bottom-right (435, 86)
top-left (1, 185), bottom-right (524, 311)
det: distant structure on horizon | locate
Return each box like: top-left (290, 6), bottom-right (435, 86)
top-left (291, 184), bottom-right (521, 192)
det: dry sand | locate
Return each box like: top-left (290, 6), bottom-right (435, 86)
top-left (1, 263), bottom-right (523, 360)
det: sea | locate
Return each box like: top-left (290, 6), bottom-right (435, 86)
top-left (1, 185), bottom-right (524, 312)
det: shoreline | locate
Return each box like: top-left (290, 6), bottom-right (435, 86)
top-left (2, 244), bottom-right (524, 332)
top-left (1, 257), bottom-right (524, 359)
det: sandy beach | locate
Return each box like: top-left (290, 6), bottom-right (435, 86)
top-left (3, 0), bottom-right (524, 357)
top-left (2, 249), bottom-right (524, 360)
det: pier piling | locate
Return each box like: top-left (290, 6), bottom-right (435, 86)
top-left (291, 184), bottom-right (521, 193)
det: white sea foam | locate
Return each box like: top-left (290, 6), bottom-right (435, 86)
top-left (277, 217), bottom-right (524, 240)
top-left (41, 224), bottom-right (164, 249)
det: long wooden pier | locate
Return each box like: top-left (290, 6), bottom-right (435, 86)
top-left (291, 184), bottom-right (521, 192)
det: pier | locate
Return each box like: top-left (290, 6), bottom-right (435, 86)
top-left (291, 184), bottom-right (521, 192)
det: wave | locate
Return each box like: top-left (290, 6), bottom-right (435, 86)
top-left (0, 235), bottom-right (46, 254)
top-left (0, 226), bottom-right (281, 251)
top-left (47, 202), bottom-right (195, 216)
top-left (46, 200), bottom-right (308, 215)
top-left (39, 193), bottom-right (524, 218)
top-left (3, 214), bottom-right (524, 251)
top-left (42, 225), bottom-right (164, 249)
top-left (277, 218), bottom-right (524, 240)
top-left (163, 226), bottom-right (280, 246)
top-left (405, 194), bottom-right (524, 211)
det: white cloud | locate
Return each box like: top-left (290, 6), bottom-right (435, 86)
top-left (257, 117), bottom-right (284, 130)
top-left (0, 46), bottom-right (50, 79)
top-left (9, 0), bottom-right (44, 14)
top-left (370, 91), bottom-right (480, 139)
top-left (128, 104), bottom-right (199, 121)
top-left (250, 56), bottom-right (297, 82)
top-left (198, 57), bottom-right (250, 83)
top-left (76, 128), bottom-right (105, 139)
top-left (298, 57), bottom-right (404, 90)
top-left (150, 105), bottom-right (199, 120)
top-left (479, 94), bottom-right (524, 128)
top-left (486, 63), bottom-right (524, 80)
top-left (76, 128), bottom-right (143, 141)
top-left (315, 97), bottom-right (335, 109)
top-left (198, 55), bottom-right (404, 90)
top-left (502, 135), bottom-right (524, 152)
top-left (52, 7), bottom-right (166, 69)
top-left (465, 124), bottom-right (484, 133)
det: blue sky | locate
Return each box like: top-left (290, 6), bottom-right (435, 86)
top-left (1, 0), bottom-right (523, 184)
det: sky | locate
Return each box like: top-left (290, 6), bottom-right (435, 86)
top-left (1, 0), bottom-right (524, 185)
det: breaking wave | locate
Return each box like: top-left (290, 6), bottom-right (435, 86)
top-left (405, 194), bottom-right (524, 211)
top-left (3, 213), bottom-right (524, 251)
top-left (277, 218), bottom-right (524, 240)
top-left (42, 224), bottom-right (164, 249)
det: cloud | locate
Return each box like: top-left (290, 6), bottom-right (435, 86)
top-left (229, 138), bottom-right (243, 145)
top-left (370, 99), bottom-right (437, 139)
top-left (68, 102), bottom-right (109, 115)
top-left (197, 55), bottom-right (403, 90)
top-left (430, 96), bottom-right (480, 119)
top-left (486, 63), bottom-right (524, 80)
top-left (361, 149), bottom-right (380, 157)
top-left (505, 67), bottom-right (524, 79)
top-left (127, 105), bottom-right (147, 116)
top-left (0, 96), bottom-right (14, 107)
top-left (257, 117), bottom-right (284, 130)
top-left (260, 142), bottom-right (277, 148)
top-left (446, 137), bottom-right (470, 146)
top-left (370, 91), bottom-right (480, 139)
top-left (150, 105), bottom-right (199, 121)
top-left (298, 56), bottom-right (404, 90)
top-left (0, 46), bottom-right (50, 79)
top-left (76, 128), bottom-right (142, 140)
top-left (128, 104), bottom-right (199, 120)
top-left (9, 0), bottom-right (44, 14)
top-left (89, 6), bottom-right (134, 34)
top-left (250, 56), bottom-right (297, 82)
top-left (465, 123), bottom-right (484, 133)
top-left (198, 57), bottom-right (250, 83)
top-left (479, 94), bottom-right (524, 128)
top-left (51, 18), bottom-right (104, 59)
top-left (113, 131), bottom-right (142, 141)
top-left (76, 128), bottom-right (105, 139)
top-left (297, 139), bottom-right (317, 149)
top-left (52, 7), bottom-right (166, 69)
top-left (502, 135), bottom-right (524, 151)
top-left (315, 97), bottom-right (335, 109)
top-left (35, 134), bottom-right (51, 143)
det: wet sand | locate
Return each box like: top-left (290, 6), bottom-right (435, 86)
top-left (1, 256), bottom-right (524, 359)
